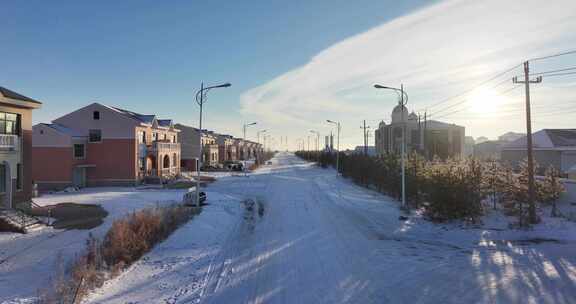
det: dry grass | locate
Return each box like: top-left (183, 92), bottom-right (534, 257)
top-left (0, 217), bottom-right (25, 233)
top-left (38, 204), bottom-right (201, 303)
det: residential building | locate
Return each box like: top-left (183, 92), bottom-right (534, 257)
top-left (175, 123), bottom-right (219, 171)
top-left (475, 136), bottom-right (489, 144)
top-left (0, 87), bottom-right (42, 209)
top-left (32, 103), bottom-right (180, 190)
top-left (216, 134), bottom-right (237, 162)
top-left (235, 138), bottom-right (248, 160)
top-left (498, 131), bottom-right (525, 142)
top-left (501, 129), bottom-right (576, 174)
top-left (473, 140), bottom-right (504, 160)
top-left (464, 136), bottom-right (475, 157)
top-left (374, 103), bottom-right (465, 159)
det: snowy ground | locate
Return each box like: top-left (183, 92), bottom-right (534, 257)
top-left (0, 187), bottom-right (190, 303)
top-left (78, 152), bottom-right (576, 304)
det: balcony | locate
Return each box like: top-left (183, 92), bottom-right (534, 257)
top-left (148, 141), bottom-right (180, 153)
top-left (0, 135), bottom-right (19, 151)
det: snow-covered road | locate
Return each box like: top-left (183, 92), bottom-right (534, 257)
top-left (86, 152), bottom-right (576, 304)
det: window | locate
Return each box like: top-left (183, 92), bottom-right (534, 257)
top-left (0, 112), bottom-right (21, 135)
top-left (173, 135), bottom-right (176, 143)
top-left (93, 111), bottom-right (100, 120)
top-left (152, 132), bottom-right (158, 141)
top-left (139, 157), bottom-right (145, 171)
top-left (138, 131), bottom-right (146, 144)
top-left (163, 134), bottom-right (167, 141)
top-left (172, 153), bottom-right (177, 167)
top-left (89, 129), bottom-right (102, 142)
top-left (74, 144), bottom-right (85, 159)
top-left (16, 163), bottom-right (22, 190)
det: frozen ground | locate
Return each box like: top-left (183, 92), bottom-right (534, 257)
top-left (80, 152), bottom-right (576, 304)
top-left (0, 187), bottom-right (190, 303)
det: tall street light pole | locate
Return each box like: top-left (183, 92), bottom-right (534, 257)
top-left (327, 120), bottom-right (341, 176)
top-left (242, 122), bottom-right (257, 158)
top-left (195, 82), bottom-right (231, 206)
top-left (310, 130), bottom-right (320, 151)
top-left (374, 84), bottom-right (408, 210)
top-left (257, 129), bottom-right (267, 162)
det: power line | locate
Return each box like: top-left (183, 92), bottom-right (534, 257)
top-left (419, 63), bottom-right (522, 112)
top-left (529, 66), bottom-right (576, 76)
top-left (538, 71), bottom-right (576, 78)
top-left (429, 85), bottom-right (521, 119)
top-left (419, 48), bottom-right (576, 114)
top-left (530, 49), bottom-right (576, 62)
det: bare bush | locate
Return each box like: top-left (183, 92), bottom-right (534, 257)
top-left (38, 204), bottom-right (200, 304)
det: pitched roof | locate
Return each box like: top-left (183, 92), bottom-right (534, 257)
top-left (503, 129), bottom-right (576, 149)
top-left (157, 119), bottom-right (173, 128)
top-left (41, 123), bottom-right (85, 137)
top-left (545, 129), bottom-right (576, 147)
top-left (108, 106), bottom-right (156, 124)
top-left (0, 86), bottom-right (42, 104)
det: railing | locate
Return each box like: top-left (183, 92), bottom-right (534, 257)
top-left (149, 142), bottom-right (180, 152)
top-left (0, 134), bottom-right (18, 151)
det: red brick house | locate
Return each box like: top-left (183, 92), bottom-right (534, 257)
top-left (32, 103), bottom-right (180, 190)
top-left (0, 87), bottom-right (41, 208)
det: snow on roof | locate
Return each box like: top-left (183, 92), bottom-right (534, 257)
top-left (0, 86), bottom-right (42, 104)
top-left (503, 129), bottom-right (576, 149)
top-left (41, 123), bottom-right (85, 137)
top-left (108, 105), bottom-right (157, 124)
top-left (546, 129), bottom-right (576, 147)
top-left (157, 119), bottom-right (173, 127)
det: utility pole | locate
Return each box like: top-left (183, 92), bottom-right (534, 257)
top-left (423, 111), bottom-right (427, 159)
top-left (513, 61), bottom-right (542, 224)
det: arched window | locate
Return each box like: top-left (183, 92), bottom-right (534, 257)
top-left (163, 155), bottom-right (170, 169)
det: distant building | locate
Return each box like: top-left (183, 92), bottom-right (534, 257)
top-left (0, 87), bottom-right (42, 208)
top-left (498, 131), bottom-right (525, 142)
top-left (475, 136), bottom-right (489, 144)
top-left (464, 136), bottom-right (475, 157)
top-left (375, 103), bottom-right (465, 159)
top-left (215, 134), bottom-right (237, 163)
top-left (33, 103), bottom-right (180, 190)
top-left (501, 129), bottom-right (576, 174)
top-left (473, 140), bottom-right (504, 160)
top-left (175, 124), bottom-right (219, 170)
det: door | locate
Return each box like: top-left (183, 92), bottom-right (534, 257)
top-left (73, 167), bottom-right (86, 188)
top-left (0, 162), bottom-right (11, 208)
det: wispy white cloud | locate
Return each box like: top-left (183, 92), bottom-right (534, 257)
top-left (240, 0), bottom-right (576, 149)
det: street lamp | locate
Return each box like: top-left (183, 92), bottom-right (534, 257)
top-left (326, 120), bottom-right (341, 176)
top-left (257, 129), bottom-right (267, 161)
top-left (310, 130), bottom-right (320, 151)
top-left (374, 83), bottom-right (408, 210)
top-left (195, 82), bottom-right (231, 206)
top-left (243, 122), bottom-right (257, 141)
top-left (242, 122), bottom-right (257, 159)
top-left (257, 129), bottom-right (267, 145)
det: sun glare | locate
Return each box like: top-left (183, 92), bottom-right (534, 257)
top-left (468, 88), bottom-right (504, 113)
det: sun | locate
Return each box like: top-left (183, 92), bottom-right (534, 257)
top-left (468, 88), bottom-right (504, 114)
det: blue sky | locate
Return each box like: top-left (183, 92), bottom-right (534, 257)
top-left (2, 0), bottom-right (575, 149)
top-left (1, 1), bottom-right (431, 137)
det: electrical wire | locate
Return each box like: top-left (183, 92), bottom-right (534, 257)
top-left (419, 63), bottom-right (522, 112)
top-left (429, 85), bottom-right (521, 120)
top-left (530, 49), bottom-right (576, 62)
